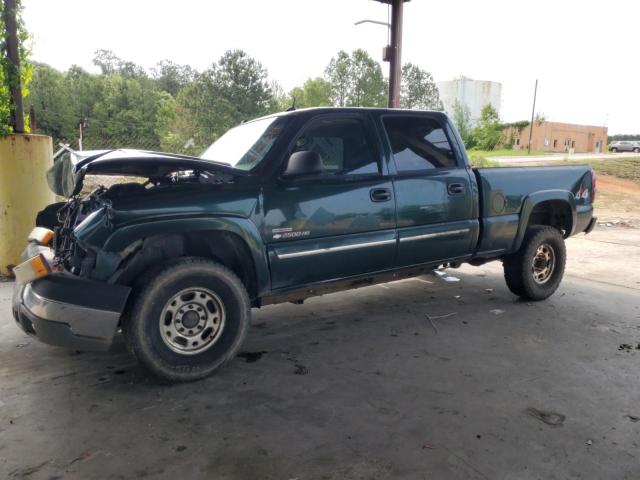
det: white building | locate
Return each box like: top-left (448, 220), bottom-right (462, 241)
top-left (437, 77), bottom-right (502, 125)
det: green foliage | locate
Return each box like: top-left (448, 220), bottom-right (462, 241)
top-left (471, 104), bottom-right (503, 151)
top-left (0, 0), bottom-right (31, 134)
top-left (400, 63), bottom-right (443, 111)
top-left (503, 120), bottom-right (530, 131)
top-left (452, 99), bottom-right (473, 148)
top-left (534, 112), bottom-right (546, 125)
top-left (324, 49), bottom-right (386, 107)
top-left (152, 60), bottom-right (195, 97)
top-left (25, 44), bottom-right (456, 157)
top-left (288, 77), bottom-right (332, 109)
top-left (170, 49), bottom-right (273, 153)
top-left (608, 134), bottom-right (640, 142)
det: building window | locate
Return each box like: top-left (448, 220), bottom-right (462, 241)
top-left (553, 139), bottom-right (558, 148)
top-left (571, 140), bottom-right (575, 148)
top-left (514, 137), bottom-right (520, 146)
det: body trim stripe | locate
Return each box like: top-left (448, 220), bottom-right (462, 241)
top-left (399, 228), bottom-right (470, 243)
top-left (275, 238), bottom-right (396, 259)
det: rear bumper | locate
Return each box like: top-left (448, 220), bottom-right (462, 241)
top-left (584, 216), bottom-right (597, 234)
top-left (12, 274), bottom-right (131, 351)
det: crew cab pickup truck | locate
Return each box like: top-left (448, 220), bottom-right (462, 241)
top-left (12, 108), bottom-right (597, 381)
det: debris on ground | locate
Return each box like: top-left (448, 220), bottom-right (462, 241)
top-left (599, 220), bottom-right (632, 228)
top-left (490, 309), bottom-right (505, 315)
top-left (432, 269), bottom-right (461, 283)
top-left (525, 407), bottom-right (566, 427)
top-left (15, 343), bottom-right (28, 348)
top-left (485, 288), bottom-right (494, 293)
top-left (626, 414), bottom-right (640, 423)
top-left (294, 364), bottom-right (309, 375)
top-left (425, 312), bottom-right (458, 335)
top-left (585, 439), bottom-right (593, 446)
top-left (618, 343), bottom-right (640, 351)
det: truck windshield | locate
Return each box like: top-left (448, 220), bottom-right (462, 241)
top-left (200, 116), bottom-right (285, 171)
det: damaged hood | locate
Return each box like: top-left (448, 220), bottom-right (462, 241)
top-left (47, 149), bottom-right (246, 197)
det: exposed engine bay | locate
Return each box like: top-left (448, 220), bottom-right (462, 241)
top-left (38, 168), bottom-right (237, 276)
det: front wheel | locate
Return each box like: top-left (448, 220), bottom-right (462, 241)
top-left (634, 148), bottom-right (640, 153)
top-left (611, 147), bottom-right (618, 153)
top-left (503, 226), bottom-right (566, 301)
top-left (124, 258), bottom-right (251, 382)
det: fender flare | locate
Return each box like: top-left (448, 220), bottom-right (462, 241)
top-left (100, 215), bottom-right (270, 296)
top-left (513, 190), bottom-right (577, 251)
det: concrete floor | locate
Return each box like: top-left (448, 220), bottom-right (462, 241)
top-left (1, 226), bottom-right (639, 480)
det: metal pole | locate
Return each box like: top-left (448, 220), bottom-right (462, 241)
top-left (388, 0), bottom-right (403, 108)
top-left (527, 79), bottom-right (538, 155)
top-left (2, 0), bottom-right (25, 133)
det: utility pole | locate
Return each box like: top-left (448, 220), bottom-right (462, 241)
top-left (2, 0), bottom-right (25, 133)
top-left (365, 0), bottom-right (409, 108)
top-left (387, 0), bottom-right (404, 108)
top-left (527, 79), bottom-right (538, 155)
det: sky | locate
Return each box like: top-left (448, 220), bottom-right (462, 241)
top-left (22, 0), bottom-right (640, 134)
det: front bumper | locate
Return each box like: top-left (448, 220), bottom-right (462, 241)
top-left (12, 273), bottom-right (131, 351)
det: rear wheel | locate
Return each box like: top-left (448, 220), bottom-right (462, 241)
top-left (503, 226), bottom-right (566, 301)
top-left (124, 257), bottom-right (250, 382)
top-left (634, 148), bottom-right (640, 153)
top-left (611, 147), bottom-right (618, 153)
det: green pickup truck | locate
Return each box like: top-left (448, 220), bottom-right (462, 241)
top-left (12, 107), bottom-right (597, 381)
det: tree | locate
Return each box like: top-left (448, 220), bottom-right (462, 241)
top-left (400, 63), bottom-right (443, 110)
top-left (452, 99), bottom-right (473, 147)
top-left (471, 104), bottom-right (503, 150)
top-left (171, 49), bottom-right (273, 152)
top-left (0, 0), bottom-right (31, 134)
top-left (288, 77), bottom-right (331, 109)
top-left (152, 60), bottom-right (195, 97)
top-left (92, 49), bottom-right (146, 78)
top-left (324, 49), bottom-right (386, 107)
top-left (324, 50), bottom-right (351, 106)
top-left (28, 63), bottom-right (76, 141)
top-left (89, 73), bottom-right (165, 149)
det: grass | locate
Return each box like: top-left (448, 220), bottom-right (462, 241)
top-left (468, 148), bottom-right (548, 158)
top-left (578, 158), bottom-right (640, 184)
top-left (466, 148), bottom-right (549, 168)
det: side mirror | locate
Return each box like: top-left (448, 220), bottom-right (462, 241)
top-left (282, 150), bottom-right (323, 178)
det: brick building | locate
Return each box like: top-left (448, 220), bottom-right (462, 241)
top-left (504, 121), bottom-right (608, 153)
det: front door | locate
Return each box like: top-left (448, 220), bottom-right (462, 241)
top-left (381, 114), bottom-right (477, 268)
top-left (263, 114), bottom-right (396, 291)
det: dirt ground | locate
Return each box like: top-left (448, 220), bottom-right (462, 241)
top-left (593, 175), bottom-right (640, 225)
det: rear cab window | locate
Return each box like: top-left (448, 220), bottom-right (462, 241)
top-left (382, 115), bottom-right (459, 172)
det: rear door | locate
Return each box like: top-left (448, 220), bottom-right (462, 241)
top-left (263, 113), bottom-right (396, 290)
top-left (381, 113), bottom-right (478, 267)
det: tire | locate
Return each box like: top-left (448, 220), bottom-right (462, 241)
top-left (611, 148), bottom-right (618, 153)
top-left (123, 257), bottom-right (251, 382)
top-left (503, 226), bottom-right (566, 301)
top-left (634, 148), bottom-right (640, 153)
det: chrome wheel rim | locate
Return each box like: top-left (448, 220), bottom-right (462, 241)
top-left (159, 287), bottom-right (226, 355)
top-left (532, 243), bottom-right (556, 284)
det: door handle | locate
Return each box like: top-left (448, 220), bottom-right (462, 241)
top-left (370, 188), bottom-right (392, 202)
top-left (447, 183), bottom-right (465, 195)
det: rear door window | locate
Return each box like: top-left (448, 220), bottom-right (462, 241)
top-left (383, 116), bottom-right (458, 172)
